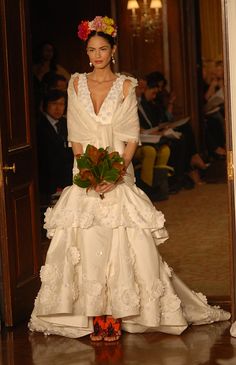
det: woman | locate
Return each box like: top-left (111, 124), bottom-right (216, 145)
top-left (33, 41), bottom-right (70, 82)
top-left (29, 16), bottom-right (230, 342)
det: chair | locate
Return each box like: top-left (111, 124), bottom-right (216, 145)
top-left (134, 144), bottom-right (174, 186)
top-left (133, 144), bottom-right (174, 200)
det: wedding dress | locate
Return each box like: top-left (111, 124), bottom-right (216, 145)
top-left (29, 73), bottom-right (230, 338)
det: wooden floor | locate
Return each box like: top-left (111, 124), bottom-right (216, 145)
top-left (1, 320), bottom-right (236, 365)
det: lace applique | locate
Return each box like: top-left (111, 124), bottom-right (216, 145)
top-left (40, 264), bottom-right (61, 284)
top-left (84, 280), bottom-right (103, 297)
top-left (111, 286), bottom-right (140, 311)
top-left (163, 261), bottom-right (173, 277)
top-left (67, 247), bottom-right (81, 265)
top-left (71, 281), bottom-right (79, 301)
top-left (78, 73), bottom-right (124, 125)
top-left (181, 290), bottom-right (230, 324)
top-left (161, 293), bottom-right (181, 314)
top-left (43, 185), bottom-right (168, 239)
top-left (192, 291), bottom-right (208, 304)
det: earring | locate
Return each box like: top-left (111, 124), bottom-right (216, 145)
top-left (112, 56), bottom-right (116, 64)
top-left (89, 62), bottom-right (93, 67)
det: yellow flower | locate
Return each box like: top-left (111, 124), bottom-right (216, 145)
top-left (105, 25), bottom-right (114, 35)
top-left (103, 16), bottom-right (114, 26)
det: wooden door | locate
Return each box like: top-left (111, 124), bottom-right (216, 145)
top-left (0, 0), bottom-right (41, 326)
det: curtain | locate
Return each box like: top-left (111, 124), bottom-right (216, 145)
top-left (199, 0), bottom-right (223, 75)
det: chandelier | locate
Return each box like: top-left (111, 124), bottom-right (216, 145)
top-left (127, 0), bottom-right (162, 42)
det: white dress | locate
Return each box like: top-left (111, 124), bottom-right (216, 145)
top-left (29, 73), bottom-right (230, 338)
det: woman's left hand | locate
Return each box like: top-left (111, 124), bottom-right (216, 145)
top-left (95, 181), bottom-right (117, 195)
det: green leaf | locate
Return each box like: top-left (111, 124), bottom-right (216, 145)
top-left (85, 144), bottom-right (93, 155)
top-left (73, 175), bottom-right (91, 188)
top-left (91, 165), bottom-right (101, 181)
top-left (77, 157), bottom-right (92, 169)
top-left (103, 168), bottom-right (119, 182)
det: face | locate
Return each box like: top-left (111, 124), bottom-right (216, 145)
top-left (46, 97), bottom-right (65, 119)
top-left (214, 64), bottom-right (224, 79)
top-left (136, 79), bottom-right (147, 97)
top-left (55, 80), bottom-right (68, 91)
top-left (144, 87), bottom-right (158, 101)
top-left (86, 35), bottom-right (116, 69)
top-left (42, 44), bottom-right (54, 62)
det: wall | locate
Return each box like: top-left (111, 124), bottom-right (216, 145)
top-left (29, 0), bottom-right (111, 74)
top-left (116, 0), bottom-right (194, 122)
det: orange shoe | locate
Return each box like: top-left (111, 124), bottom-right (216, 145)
top-left (90, 316), bottom-right (106, 342)
top-left (103, 316), bottom-right (122, 342)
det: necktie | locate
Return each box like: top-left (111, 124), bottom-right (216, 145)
top-left (54, 121), bottom-right (60, 134)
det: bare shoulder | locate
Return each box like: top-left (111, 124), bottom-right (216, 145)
top-left (72, 75), bottom-right (80, 95)
top-left (123, 79), bottom-right (132, 98)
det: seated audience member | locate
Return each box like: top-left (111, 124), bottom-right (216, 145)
top-left (202, 63), bottom-right (226, 159)
top-left (32, 41), bottom-right (70, 118)
top-left (37, 89), bottom-right (73, 205)
top-left (138, 77), bottom-right (194, 192)
top-left (41, 72), bottom-right (68, 93)
top-left (145, 71), bottom-right (209, 184)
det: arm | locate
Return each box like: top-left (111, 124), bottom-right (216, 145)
top-left (71, 142), bottom-right (83, 156)
top-left (204, 78), bottom-right (218, 100)
top-left (68, 75), bottom-right (83, 157)
top-left (123, 141), bottom-right (138, 169)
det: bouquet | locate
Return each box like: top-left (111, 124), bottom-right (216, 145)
top-left (73, 144), bottom-right (126, 199)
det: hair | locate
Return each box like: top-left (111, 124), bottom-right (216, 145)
top-left (33, 41), bottom-right (58, 71)
top-left (145, 71), bottom-right (167, 89)
top-left (85, 30), bottom-right (116, 48)
top-left (41, 72), bottom-right (67, 92)
top-left (42, 89), bottom-right (67, 111)
top-left (215, 60), bottom-right (223, 67)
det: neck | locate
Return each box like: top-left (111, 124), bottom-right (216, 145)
top-left (89, 67), bottom-right (115, 82)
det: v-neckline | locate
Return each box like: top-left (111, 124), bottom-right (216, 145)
top-left (85, 73), bottom-right (119, 116)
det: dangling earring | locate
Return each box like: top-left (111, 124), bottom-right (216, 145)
top-left (111, 55), bottom-right (116, 64)
top-left (89, 62), bottom-right (93, 67)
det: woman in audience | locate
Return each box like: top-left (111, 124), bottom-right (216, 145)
top-left (202, 63), bottom-right (226, 159)
top-left (33, 41), bottom-right (70, 82)
top-left (138, 73), bottom-right (208, 188)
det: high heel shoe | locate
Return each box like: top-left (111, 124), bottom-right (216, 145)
top-left (190, 153), bottom-right (210, 170)
top-left (103, 316), bottom-right (122, 342)
top-left (90, 316), bottom-right (106, 342)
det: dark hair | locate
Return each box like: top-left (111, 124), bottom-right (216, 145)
top-left (145, 71), bottom-right (167, 89)
top-left (42, 72), bottom-right (67, 92)
top-left (33, 41), bottom-right (58, 72)
top-left (85, 30), bottom-right (116, 48)
top-left (42, 89), bottom-right (67, 111)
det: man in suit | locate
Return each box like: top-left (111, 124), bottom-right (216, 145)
top-left (37, 89), bottom-right (73, 204)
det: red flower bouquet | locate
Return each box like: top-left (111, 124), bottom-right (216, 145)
top-left (73, 145), bottom-right (126, 198)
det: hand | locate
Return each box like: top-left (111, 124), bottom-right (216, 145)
top-left (169, 92), bottom-right (176, 104)
top-left (95, 181), bottom-right (117, 195)
top-left (209, 78), bottom-right (218, 88)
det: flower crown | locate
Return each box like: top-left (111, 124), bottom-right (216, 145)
top-left (77, 16), bottom-right (117, 41)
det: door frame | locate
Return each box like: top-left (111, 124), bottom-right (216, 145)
top-left (222, 0), bottom-right (236, 320)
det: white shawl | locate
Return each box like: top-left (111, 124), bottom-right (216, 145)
top-left (67, 73), bottom-right (140, 149)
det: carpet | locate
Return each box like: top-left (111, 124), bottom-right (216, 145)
top-left (155, 182), bottom-right (231, 297)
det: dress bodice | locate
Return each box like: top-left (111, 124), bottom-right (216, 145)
top-left (78, 73), bottom-right (126, 125)
top-left (67, 72), bottom-right (140, 154)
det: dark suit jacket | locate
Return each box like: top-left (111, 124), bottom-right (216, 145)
top-left (36, 113), bottom-right (73, 195)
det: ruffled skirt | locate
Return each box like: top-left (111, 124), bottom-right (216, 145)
top-left (29, 182), bottom-right (230, 338)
